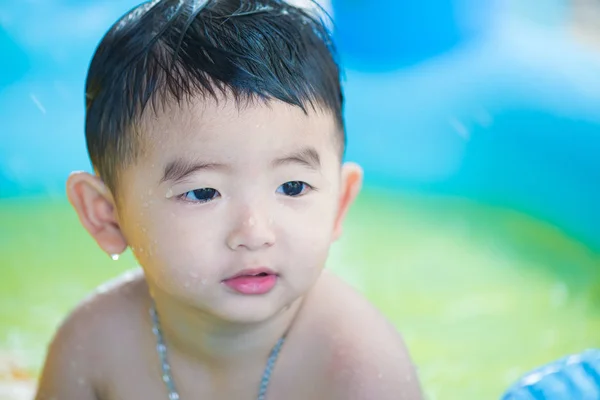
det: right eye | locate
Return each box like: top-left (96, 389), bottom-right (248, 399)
top-left (180, 188), bottom-right (220, 203)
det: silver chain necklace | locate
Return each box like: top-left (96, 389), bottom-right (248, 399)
top-left (150, 304), bottom-right (285, 400)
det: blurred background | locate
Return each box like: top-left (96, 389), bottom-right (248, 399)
top-left (1, 0), bottom-right (600, 399)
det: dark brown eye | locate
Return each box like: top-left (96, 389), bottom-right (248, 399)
top-left (277, 181), bottom-right (309, 196)
top-left (182, 188), bottom-right (220, 203)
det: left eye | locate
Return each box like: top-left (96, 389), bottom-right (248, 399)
top-left (276, 181), bottom-right (311, 197)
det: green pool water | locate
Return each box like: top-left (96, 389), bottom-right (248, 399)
top-left (1, 189), bottom-right (599, 399)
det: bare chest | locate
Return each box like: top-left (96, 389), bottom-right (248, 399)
top-left (98, 347), bottom-right (333, 400)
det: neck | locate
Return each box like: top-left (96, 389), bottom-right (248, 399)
top-left (146, 285), bottom-right (302, 368)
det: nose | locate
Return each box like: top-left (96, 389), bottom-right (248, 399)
top-left (226, 204), bottom-right (275, 251)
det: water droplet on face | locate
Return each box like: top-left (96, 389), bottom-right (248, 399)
top-left (248, 217), bottom-right (256, 227)
top-left (189, 272), bottom-right (199, 279)
top-left (111, 254), bottom-right (120, 261)
top-left (166, 188), bottom-right (174, 198)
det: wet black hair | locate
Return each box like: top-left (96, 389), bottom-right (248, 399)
top-left (84, 0), bottom-right (344, 193)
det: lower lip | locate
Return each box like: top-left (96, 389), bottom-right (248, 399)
top-left (222, 275), bottom-right (278, 295)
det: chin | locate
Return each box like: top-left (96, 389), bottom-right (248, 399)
top-left (210, 291), bottom-right (297, 325)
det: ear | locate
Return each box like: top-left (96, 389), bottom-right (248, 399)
top-left (333, 162), bottom-right (363, 241)
top-left (66, 171), bottom-right (128, 257)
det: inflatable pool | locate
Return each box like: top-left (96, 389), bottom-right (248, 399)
top-left (1, 1), bottom-right (599, 399)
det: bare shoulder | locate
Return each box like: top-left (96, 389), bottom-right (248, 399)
top-left (35, 268), bottom-right (149, 400)
top-left (300, 270), bottom-right (423, 400)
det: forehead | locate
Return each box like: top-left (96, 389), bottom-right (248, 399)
top-left (136, 95), bottom-right (340, 164)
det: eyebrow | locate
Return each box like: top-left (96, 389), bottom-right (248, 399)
top-left (272, 147), bottom-right (321, 170)
top-left (160, 159), bottom-right (228, 184)
top-left (161, 147), bottom-right (322, 184)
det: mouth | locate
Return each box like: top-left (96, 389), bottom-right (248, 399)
top-left (222, 268), bottom-right (279, 295)
top-left (224, 268), bottom-right (278, 280)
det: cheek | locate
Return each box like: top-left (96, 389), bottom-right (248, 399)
top-left (283, 196), bottom-right (338, 263)
top-left (123, 206), bottom-right (220, 287)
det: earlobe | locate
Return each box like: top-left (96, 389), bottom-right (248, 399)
top-left (66, 171), bottom-right (128, 256)
top-left (333, 162), bottom-right (363, 241)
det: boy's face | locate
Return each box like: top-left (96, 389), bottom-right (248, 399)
top-left (100, 96), bottom-right (361, 322)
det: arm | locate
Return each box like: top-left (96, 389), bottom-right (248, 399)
top-left (35, 307), bottom-right (100, 400)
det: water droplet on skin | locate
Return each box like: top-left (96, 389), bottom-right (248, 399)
top-left (189, 272), bottom-right (199, 279)
top-left (166, 188), bottom-right (174, 198)
top-left (248, 217), bottom-right (256, 227)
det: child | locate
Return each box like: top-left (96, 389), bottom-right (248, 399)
top-left (35, 0), bottom-right (422, 399)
